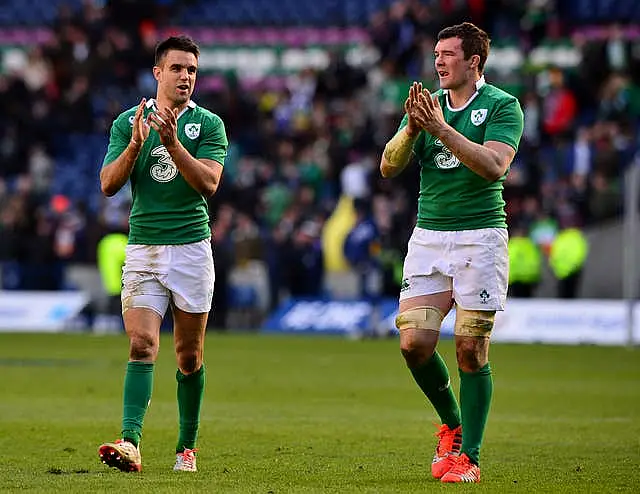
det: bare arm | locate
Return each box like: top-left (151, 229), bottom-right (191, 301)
top-left (165, 143), bottom-right (223, 197)
top-left (380, 82), bottom-right (422, 179)
top-left (380, 126), bottom-right (419, 178)
top-left (435, 126), bottom-right (516, 181)
top-left (149, 107), bottom-right (224, 197)
top-left (100, 98), bottom-right (149, 197)
top-left (100, 141), bottom-right (141, 197)
top-left (412, 89), bottom-right (516, 181)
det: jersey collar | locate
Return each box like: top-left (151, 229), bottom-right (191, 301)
top-left (145, 98), bottom-right (196, 119)
top-left (443, 75), bottom-right (485, 112)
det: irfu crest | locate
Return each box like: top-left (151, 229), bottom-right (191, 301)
top-left (185, 123), bottom-right (201, 139)
top-left (471, 109), bottom-right (487, 126)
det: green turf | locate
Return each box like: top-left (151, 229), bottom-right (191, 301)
top-left (0, 332), bottom-right (638, 493)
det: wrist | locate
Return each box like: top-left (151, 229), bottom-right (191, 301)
top-left (431, 122), bottom-right (449, 139)
top-left (164, 141), bottom-right (180, 154)
top-left (129, 139), bottom-right (142, 152)
top-left (404, 125), bottom-right (420, 139)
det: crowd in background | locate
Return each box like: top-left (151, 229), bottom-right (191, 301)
top-left (0, 0), bottom-right (639, 319)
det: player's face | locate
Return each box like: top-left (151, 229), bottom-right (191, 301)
top-left (434, 37), bottom-right (477, 90)
top-left (154, 49), bottom-right (198, 105)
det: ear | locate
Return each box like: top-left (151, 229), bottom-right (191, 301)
top-left (152, 65), bottom-right (161, 82)
top-left (469, 54), bottom-right (481, 70)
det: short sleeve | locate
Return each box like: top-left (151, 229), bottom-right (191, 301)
top-left (196, 114), bottom-right (228, 165)
top-left (102, 115), bottom-right (132, 167)
top-left (484, 98), bottom-right (524, 152)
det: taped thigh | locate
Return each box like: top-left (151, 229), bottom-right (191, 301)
top-left (121, 293), bottom-right (170, 318)
top-left (454, 307), bottom-right (495, 338)
top-left (395, 306), bottom-right (444, 332)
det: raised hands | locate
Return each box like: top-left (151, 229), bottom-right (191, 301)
top-left (131, 98), bottom-right (151, 147)
top-left (148, 106), bottom-right (180, 149)
top-left (406, 81), bottom-right (447, 136)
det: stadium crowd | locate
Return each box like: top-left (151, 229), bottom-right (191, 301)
top-left (0, 0), bottom-right (639, 318)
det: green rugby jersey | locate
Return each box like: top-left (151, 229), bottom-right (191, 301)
top-left (398, 77), bottom-right (523, 231)
top-left (102, 99), bottom-right (228, 245)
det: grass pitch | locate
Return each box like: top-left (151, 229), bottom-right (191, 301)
top-left (0, 332), bottom-right (638, 493)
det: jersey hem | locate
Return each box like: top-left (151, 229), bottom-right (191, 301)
top-left (416, 220), bottom-right (508, 231)
top-left (128, 232), bottom-right (211, 246)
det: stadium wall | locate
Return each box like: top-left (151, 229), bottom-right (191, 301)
top-left (263, 297), bottom-right (640, 345)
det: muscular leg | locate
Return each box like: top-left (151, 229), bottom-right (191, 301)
top-left (398, 291), bottom-right (461, 428)
top-left (454, 308), bottom-right (494, 466)
top-left (121, 307), bottom-right (163, 446)
top-left (173, 306), bottom-right (208, 452)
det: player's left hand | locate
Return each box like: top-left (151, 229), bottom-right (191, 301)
top-left (148, 107), bottom-right (179, 149)
top-left (409, 88), bottom-right (447, 136)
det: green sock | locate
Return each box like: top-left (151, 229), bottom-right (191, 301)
top-left (409, 352), bottom-right (461, 429)
top-left (459, 363), bottom-right (493, 465)
top-left (176, 364), bottom-right (206, 452)
top-left (121, 361), bottom-right (154, 447)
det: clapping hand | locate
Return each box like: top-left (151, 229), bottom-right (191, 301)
top-left (407, 81), bottom-right (446, 136)
top-left (148, 107), bottom-right (179, 149)
top-left (131, 98), bottom-right (150, 146)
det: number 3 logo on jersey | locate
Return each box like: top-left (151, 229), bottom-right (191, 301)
top-left (434, 139), bottom-right (460, 169)
top-left (150, 145), bottom-right (178, 182)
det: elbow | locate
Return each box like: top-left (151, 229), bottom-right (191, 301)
top-left (484, 170), bottom-right (503, 182)
top-left (99, 168), bottom-right (117, 197)
top-left (100, 177), bottom-right (116, 197)
top-left (379, 159), bottom-right (396, 179)
top-left (484, 162), bottom-right (507, 182)
top-left (202, 180), bottom-right (219, 198)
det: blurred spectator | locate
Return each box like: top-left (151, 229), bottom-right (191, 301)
top-left (344, 198), bottom-right (382, 300)
top-left (549, 224), bottom-right (589, 298)
top-left (284, 219), bottom-right (324, 297)
top-left (507, 226), bottom-right (542, 298)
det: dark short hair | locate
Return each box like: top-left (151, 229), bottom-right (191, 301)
top-left (437, 22), bottom-right (490, 73)
top-left (154, 35), bottom-right (200, 66)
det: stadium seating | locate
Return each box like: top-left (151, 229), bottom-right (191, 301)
top-left (0, 0), bottom-right (83, 26)
top-left (177, 0), bottom-right (396, 26)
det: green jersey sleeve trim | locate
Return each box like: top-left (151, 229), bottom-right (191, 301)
top-left (196, 113), bottom-right (228, 165)
top-left (484, 98), bottom-right (524, 152)
top-left (102, 113), bottom-right (133, 168)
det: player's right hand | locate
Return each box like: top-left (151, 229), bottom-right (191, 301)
top-left (131, 97), bottom-right (150, 147)
top-left (404, 82), bottom-right (422, 137)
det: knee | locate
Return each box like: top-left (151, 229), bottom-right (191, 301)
top-left (396, 306), bottom-right (442, 367)
top-left (129, 333), bottom-right (158, 361)
top-left (455, 338), bottom-right (487, 372)
top-left (177, 350), bottom-right (201, 375)
top-left (400, 334), bottom-right (435, 368)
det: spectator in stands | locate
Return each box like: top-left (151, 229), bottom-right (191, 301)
top-left (549, 221), bottom-right (589, 298)
top-left (344, 198), bottom-right (382, 300)
top-left (507, 226), bottom-right (542, 298)
top-left (285, 219), bottom-right (324, 297)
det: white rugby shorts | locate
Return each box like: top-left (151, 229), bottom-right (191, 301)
top-left (399, 227), bottom-right (509, 311)
top-left (121, 237), bottom-right (215, 316)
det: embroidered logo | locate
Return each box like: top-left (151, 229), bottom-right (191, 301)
top-left (479, 289), bottom-right (490, 304)
top-left (433, 138), bottom-right (460, 169)
top-left (150, 145), bottom-right (178, 183)
top-left (471, 109), bottom-right (487, 126)
top-left (185, 123), bottom-right (201, 139)
top-left (400, 278), bottom-right (410, 292)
